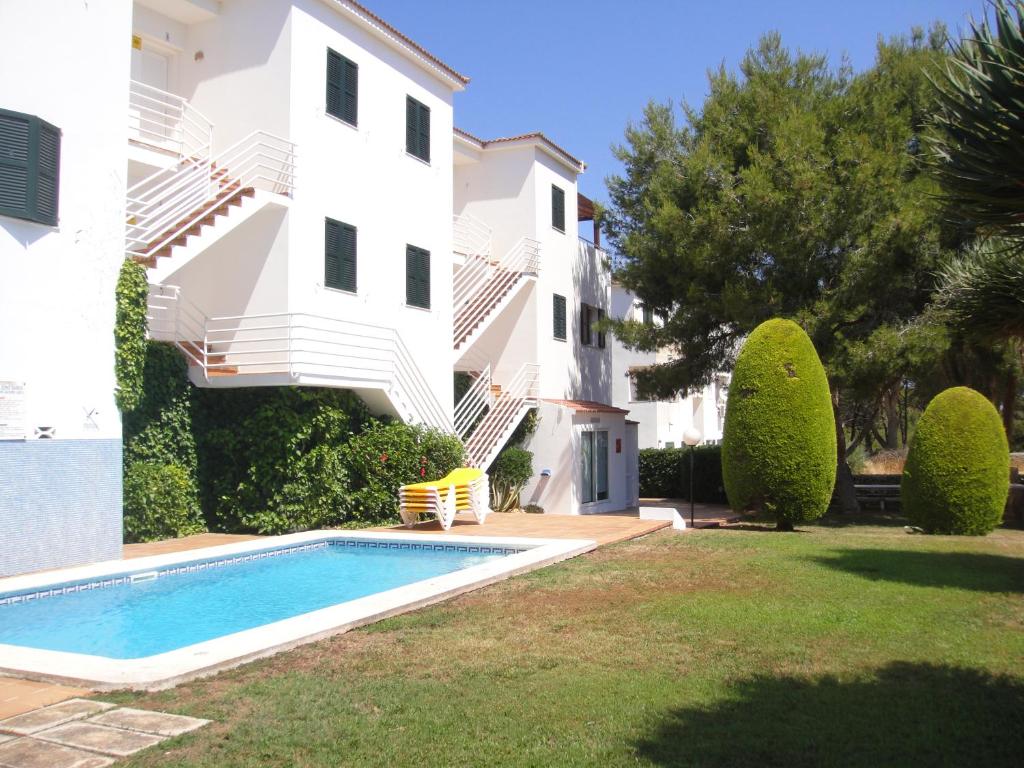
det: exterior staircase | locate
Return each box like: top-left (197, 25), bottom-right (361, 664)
top-left (456, 363), bottom-right (539, 469)
top-left (452, 214), bottom-right (540, 357)
top-left (126, 130), bottom-right (296, 279)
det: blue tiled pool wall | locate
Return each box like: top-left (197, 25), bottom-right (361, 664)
top-left (0, 439), bottom-right (122, 578)
top-left (0, 538), bottom-right (526, 607)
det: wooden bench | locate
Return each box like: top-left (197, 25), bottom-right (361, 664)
top-left (854, 483), bottom-right (901, 512)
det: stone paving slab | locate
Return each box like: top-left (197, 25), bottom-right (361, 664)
top-left (88, 707), bottom-right (209, 737)
top-left (35, 722), bottom-right (164, 758)
top-left (0, 737), bottom-right (114, 768)
top-left (0, 700), bottom-right (115, 736)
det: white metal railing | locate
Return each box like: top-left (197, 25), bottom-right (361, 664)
top-left (146, 284), bottom-right (208, 369)
top-left (126, 130), bottom-right (296, 260)
top-left (454, 364), bottom-right (493, 440)
top-left (128, 79), bottom-right (214, 160)
top-left (453, 236), bottom-right (541, 349)
top-left (147, 290), bottom-right (450, 432)
top-left (463, 363), bottom-right (540, 468)
top-left (453, 212), bottom-right (492, 260)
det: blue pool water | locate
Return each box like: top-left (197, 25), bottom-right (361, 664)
top-left (0, 541), bottom-right (511, 659)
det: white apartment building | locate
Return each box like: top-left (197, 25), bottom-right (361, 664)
top-left (0, 0), bottom-right (634, 576)
top-left (610, 282), bottom-right (728, 450)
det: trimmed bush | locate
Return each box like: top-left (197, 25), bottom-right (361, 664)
top-left (490, 447), bottom-right (534, 512)
top-left (638, 446), bottom-right (726, 503)
top-left (114, 259), bottom-right (149, 413)
top-left (123, 461), bottom-right (205, 543)
top-left (722, 318), bottom-right (836, 529)
top-left (902, 387), bottom-right (1009, 535)
top-left (341, 421), bottom-right (465, 525)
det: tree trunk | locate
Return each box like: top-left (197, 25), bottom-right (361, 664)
top-left (832, 386), bottom-right (861, 515)
top-left (776, 519), bottom-right (795, 532)
top-left (883, 387), bottom-right (900, 451)
top-left (1001, 370), bottom-right (1017, 440)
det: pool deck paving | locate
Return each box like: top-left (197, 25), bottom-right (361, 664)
top-left (0, 699), bottom-right (208, 767)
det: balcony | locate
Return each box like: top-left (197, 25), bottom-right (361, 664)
top-left (128, 79), bottom-right (213, 161)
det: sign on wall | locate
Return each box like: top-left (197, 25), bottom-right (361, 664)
top-left (0, 381), bottom-right (27, 440)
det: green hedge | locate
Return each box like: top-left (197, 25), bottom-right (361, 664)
top-left (122, 342), bottom-right (466, 536)
top-left (721, 318), bottom-right (837, 529)
top-left (902, 386), bottom-right (1009, 535)
top-left (638, 445), bottom-right (726, 503)
top-left (123, 461), bottom-right (205, 543)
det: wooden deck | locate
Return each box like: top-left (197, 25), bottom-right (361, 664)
top-left (372, 512), bottom-right (671, 546)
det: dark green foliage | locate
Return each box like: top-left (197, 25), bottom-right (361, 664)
top-left (926, 1), bottom-right (1024, 237)
top-left (113, 259), bottom-right (149, 412)
top-left (121, 342), bottom-right (204, 538)
top-left (194, 387), bottom-right (371, 534)
top-left (490, 447), bottom-right (534, 512)
top-left (123, 461), bottom-right (205, 543)
top-left (340, 422), bottom-right (465, 524)
top-left (935, 240), bottom-right (1024, 340)
top-left (902, 386), bottom-right (1010, 535)
top-left (638, 445), bottom-right (726, 503)
top-left (722, 319), bottom-right (837, 528)
top-left (507, 408), bottom-right (538, 447)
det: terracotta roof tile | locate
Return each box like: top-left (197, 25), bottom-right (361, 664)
top-left (329, 0), bottom-right (470, 87)
top-left (454, 127), bottom-right (585, 171)
top-left (543, 399), bottom-right (630, 415)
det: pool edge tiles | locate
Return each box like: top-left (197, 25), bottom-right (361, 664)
top-left (0, 531), bottom-right (597, 691)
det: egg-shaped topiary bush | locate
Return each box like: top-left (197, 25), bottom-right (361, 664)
top-left (901, 387), bottom-right (1009, 535)
top-left (722, 318), bottom-right (837, 530)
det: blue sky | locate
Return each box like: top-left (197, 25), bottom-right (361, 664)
top-left (369, 0), bottom-right (983, 204)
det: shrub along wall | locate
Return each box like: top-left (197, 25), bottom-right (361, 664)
top-left (638, 446), bottom-right (726, 503)
top-left (122, 341), bottom-right (465, 538)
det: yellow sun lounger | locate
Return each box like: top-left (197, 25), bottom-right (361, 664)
top-left (398, 467), bottom-right (490, 530)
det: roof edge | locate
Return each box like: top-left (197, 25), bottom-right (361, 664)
top-left (454, 127), bottom-right (585, 173)
top-left (320, 0), bottom-right (470, 90)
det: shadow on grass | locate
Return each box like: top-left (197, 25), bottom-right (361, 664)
top-left (633, 663), bottom-right (1024, 767)
top-left (813, 549), bottom-right (1024, 593)
top-left (816, 511), bottom-right (908, 528)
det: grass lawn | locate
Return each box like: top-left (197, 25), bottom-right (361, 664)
top-left (112, 517), bottom-right (1024, 767)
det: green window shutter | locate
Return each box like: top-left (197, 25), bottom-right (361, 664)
top-left (326, 49), bottom-right (358, 125)
top-left (580, 302), bottom-right (592, 346)
top-left (642, 305), bottom-right (654, 325)
top-left (552, 184), bottom-right (565, 232)
top-left (0, 111), bottom-right (31, 220)
top-left (406, 244), bottom-right (431, 308)
top-left (597, 308), bottom-right (606, 349)
top-left (325, 218), bottom-right (356, 292)
top-left (406, 97), bottom-right (430, 162)
top-left (0, 108), bottom-right (59, 226)
top-left (553, 294), bottom-right (567, 340)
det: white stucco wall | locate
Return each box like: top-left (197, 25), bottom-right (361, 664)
top-left (286, 0), bottom-right (456, 419)
top-left (0, 0), bottom-right (131, 442)
top-left (609, 283), bottom-right (727, 448)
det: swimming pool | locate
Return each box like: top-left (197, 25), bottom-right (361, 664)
top-left (0, 531), bottom-right (595, 690)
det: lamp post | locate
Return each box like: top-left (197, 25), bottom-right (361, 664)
top-left (682, 426), bottom-right (702, 528)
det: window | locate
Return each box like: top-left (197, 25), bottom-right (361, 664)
top-left (551, 184), bottom-right (565, 232)
top-left (581, 430), bottom-right (609, 503)
top-left (326, 49), bottom-right (358, 126)
top-left (325, 218), bottom-right (356, 292)
top-left (406, 244), bottom-right (431, 309)
top-left (0, 107), bottom-right (60, 226)
top-left (580, 303), bottom-right (604, 347)
top-left (406, 96), bottom-right (430, 162)
top-left (553, 294), bottom-right (567, 340)
top-left (641, 305), bottom-right (654, 325)
top-left (664, 441), bottom-right (675, 449)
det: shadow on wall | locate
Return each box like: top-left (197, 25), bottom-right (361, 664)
top-left (567, 238), bottom-right (612, 402)
top-left (632, 662), bottom-right (1024, 767)
top-left (812, 548), bottom-right (1024, 594)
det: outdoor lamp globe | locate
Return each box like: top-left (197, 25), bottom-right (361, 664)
top-left (683, 427), bottom-right (702, 447)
